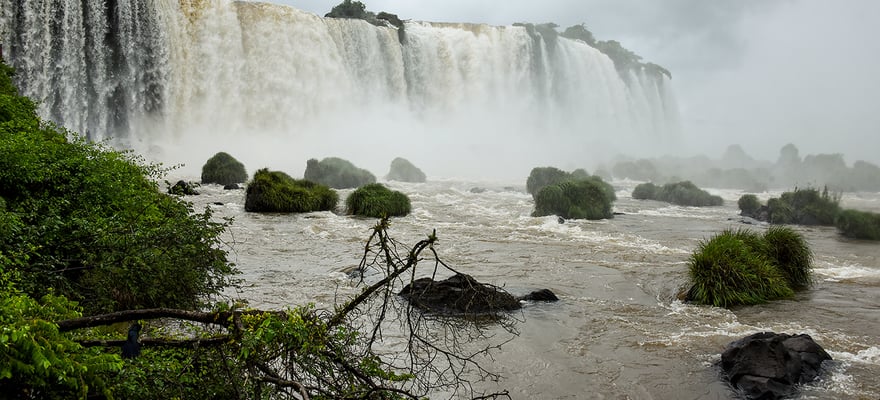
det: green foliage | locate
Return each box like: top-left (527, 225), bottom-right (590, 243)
top-left (632, 181), bottom-right (722, 207)
top-left (325, 0), bottom-right (368, 19)
top-left (385, 157), bottom-right (426, 183)
top-left (738, 194), bottom-right (762, 215)
top-left (762, 226), bottom-right (813, 289)
top-left (303, 157), bottom-right (376, 189)
top-left (768, 187), bottom-right (840, 225)
top-left (245, 168), bottom-right (338, 213)
top-left (345, 183), bottom-right (411, 218)
top-left (835, 209), bottom-right (880, 240)
top-left (0, 272), bottom-right (122, 398)
top-left (200, 151), bottom-right (247, 186)
top-left (687, 229), bottom-right (795, 308)
top-left (561, 23), bottom-right (596, 46)
top-left (532, 177), bottom-right (615, 220)
top-left (526, 166), bottom-right (570, 197)
top-left (0, 60), bottom-right (237, 314)
top-left (632, 182), bottom-right (657, 200)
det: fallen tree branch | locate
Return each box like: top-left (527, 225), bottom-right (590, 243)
top-left (57, 308), bottom-right (285, 332)
top-left (77, 336), bottom-right (230, 348)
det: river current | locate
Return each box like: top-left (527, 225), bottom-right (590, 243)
top-left (186, 178), bottom-right (879, 399)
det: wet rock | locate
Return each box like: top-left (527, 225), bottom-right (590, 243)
top-left (518, 289), bottom-right (559, 302)
top-left (224, 183), bottom-right (241, 190)
top-left (469, 187), bottom-right (487, 194)
top-left (168, 180), bottom-right (199, 196)
top-left (721, 332), bottom-right (831, 400)
top-left (399, 273), bottom-right (521, 315)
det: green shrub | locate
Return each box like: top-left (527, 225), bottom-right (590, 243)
top-left (768, 187), bottom-right (840, 225)
top-left (761, 226), bottom-right (813, 289)
top-left (201, 152), bottom-right (247, 185)
top-left (835, 209), bottom-right (880, 240)
top-left (532, 178), bottom-right (614, 220)
top-left (526, 166), bottom-right (571, 197)
top-left (245, 169), bottom-right (338, 213)
top-left (345, 183), bottom-right (411, 218)
top-left (325, 0), bottom-right (368, 19)
top-left (687, 229), bottom-right (794, 307)
top-left (632, 181), bottom-right (722, 206)
top-left (632, 182), bottom-right (658, 200)
top-left (385, 157), bottom-right (426, 183)
top-left (303, 157), bottom-right (376, 189)
top-left (738, 194), bottom-right (762, 215)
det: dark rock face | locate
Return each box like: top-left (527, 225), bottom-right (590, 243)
top-left (741, 205), bottom-right (770, 222)
top-left (168, 180), bottom-right (199, 196)
top-left (721, 332), bottom-right (832, 400)
top-left (399, 273), bottom-right (558, 315)
top-left (223, 183), bottom-right (241, 190)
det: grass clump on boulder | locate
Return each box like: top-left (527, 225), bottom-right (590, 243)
top-left (385, 157), bottom-right (426, 183)
top-left (245, 168), bottom-right (338, 213)
top-left (835, 209), bottom-right (880, 240)
top-left (201, 152), bottom-right (247, 186)
top-left (687, 227), bottom-right (814, 307)
top-left (304, 157), bottom-right (376, 189)
top-left (526, 166), bottom-right (572, 197)
top-left (737, 194), bottom-right (761, 216)
top-left (345, 183), bottom-right (411, 218)
top-left (632, 181), bottom-right (723, 206)
top-left (532, 177), bottom-right (615, 220)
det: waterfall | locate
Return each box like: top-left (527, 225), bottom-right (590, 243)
top-left (1, 0), bottom-right (680, 179)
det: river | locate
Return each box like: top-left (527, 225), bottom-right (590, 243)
top-left (186, 178), bottom-right (879, 399)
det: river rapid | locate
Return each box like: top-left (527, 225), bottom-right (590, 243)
top-left (187, 178), bottom-right (879, 399)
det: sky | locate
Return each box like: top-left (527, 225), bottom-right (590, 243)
top-left (268, 0), bottom-right (880, 165)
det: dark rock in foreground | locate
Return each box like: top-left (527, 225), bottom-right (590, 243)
top-left (721, 332), bottom-right (831, 400)
top-left (168, 180), bottom-right (199, 196)
top-left (399, 273), bottom-right (557, 315)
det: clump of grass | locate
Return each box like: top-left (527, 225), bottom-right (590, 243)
top-left (345, 183), bottom-right (411, 218)
top-left (761, 226), bottom-right (814, 289)
top-left (632, 182), bottom-right (658, 200)
top-left (835, 209), bottom-right (880, 240)
top-left (687, 229), bottom-right (802, 308)
top-left (245, 168), bottom-right (338, 213)
top-left (532, 177), bottom-right (615, 220)
top-left (768, 187), bottom-right (840, 225)
top-left (737, 194), bottom-right (761, 216)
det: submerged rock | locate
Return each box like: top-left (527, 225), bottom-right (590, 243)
top-left (168, 180), bottom-right (199, 196)
top-left (399, 273), bottom-right (557, 315)
top-left (720, 332), bottom-right (831, 400)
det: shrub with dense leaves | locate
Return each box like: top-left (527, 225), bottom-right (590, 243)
top-left (345, 183), bottom-right (411, 217)
top-left (687, 227), bottom-right (814, 307)
top-left (245, 168), bottom-right (338, 213)
top-left (304, 157), bottom-right (376, 189)
top-left (738, 194), bottom-right (762, 216)
top-left (526, 166), bottom-right (571, 197)
top-left (768, 187), bottom-right (840, 225)
top-left (201, 152), bottom-right (247, 185)
top-left (634, 181), bottom-right (723, 207)
top-left (385, 157), bottom-right (426, 183)
top-left (532, 178), bottom-right (615, 220)
top-left (835, 209), bottom-right (880, 240)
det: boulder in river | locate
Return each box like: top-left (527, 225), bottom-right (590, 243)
top-left (399, 273), bottom-right (557, 315)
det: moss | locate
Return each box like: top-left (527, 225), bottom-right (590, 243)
top-left (835, 209), bottom-right (880, 240)
top-left (345, 183), bottom-right (411, 218)
top-left (245, 169), bottom-right (338, 213)
top-left (385, 157), bottom-right (426, 183)
top-left (201, 152), bottom-right (247, 186)
top-left (303, 157), bottom-right (376, 189)
top-left (687, 229), bottom-right (795, 308)
top-left (532, 177), bottom-right (614, 220)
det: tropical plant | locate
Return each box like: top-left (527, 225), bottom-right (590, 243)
top-left (632, 182), bottom-right (658, 200)
top-left (687, 229), bottom-right (794, 308)
top-left (768, 187), bottom-right (840, 225)
top-left (244, 168), bottom-right (338, 213)
top-left (533, 178), bottom-right (614, 220)
top-left (526, 166), bottom-right (570, 197)
top-left (761, 226), bottom-right (813, 289)
top-left (738, 194), bottom-right (762, 216)
top-left (632, 181), bottom-right (722, 207)
top-left (201, 151), bottom-right (247, 185)
top-left (345, 183), bottom-right (411, 217)
top-left (835, 209), bottom-right (880, 240)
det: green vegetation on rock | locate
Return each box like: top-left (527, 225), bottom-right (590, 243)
top-left (386, 157), bottom-right (426, 183)
top-left (304, 157), bottom-right (376, 189)
top-left (201, 151), bottom-right (247, 185)
top-left (835, 209), bottom-right (880, 240)
top-left (737, 194), bottom-right (762, 216)
top-left (345, 183), bottom-right (411, 218)
top-left (687, 228), bottom-right (814, 308)
top-left (632, 181), bottom-right (723, 207)
top-left (768, 187), bottom-right (840, 225)
top-left (245, 168), bottom-right (338, 213)
top-left (532, 177), bottom-right (615, 220)
top-left (526, 166), bottom-right (572, 197)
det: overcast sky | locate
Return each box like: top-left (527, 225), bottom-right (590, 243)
top-left (269, 0), bottom-right (880, 165)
